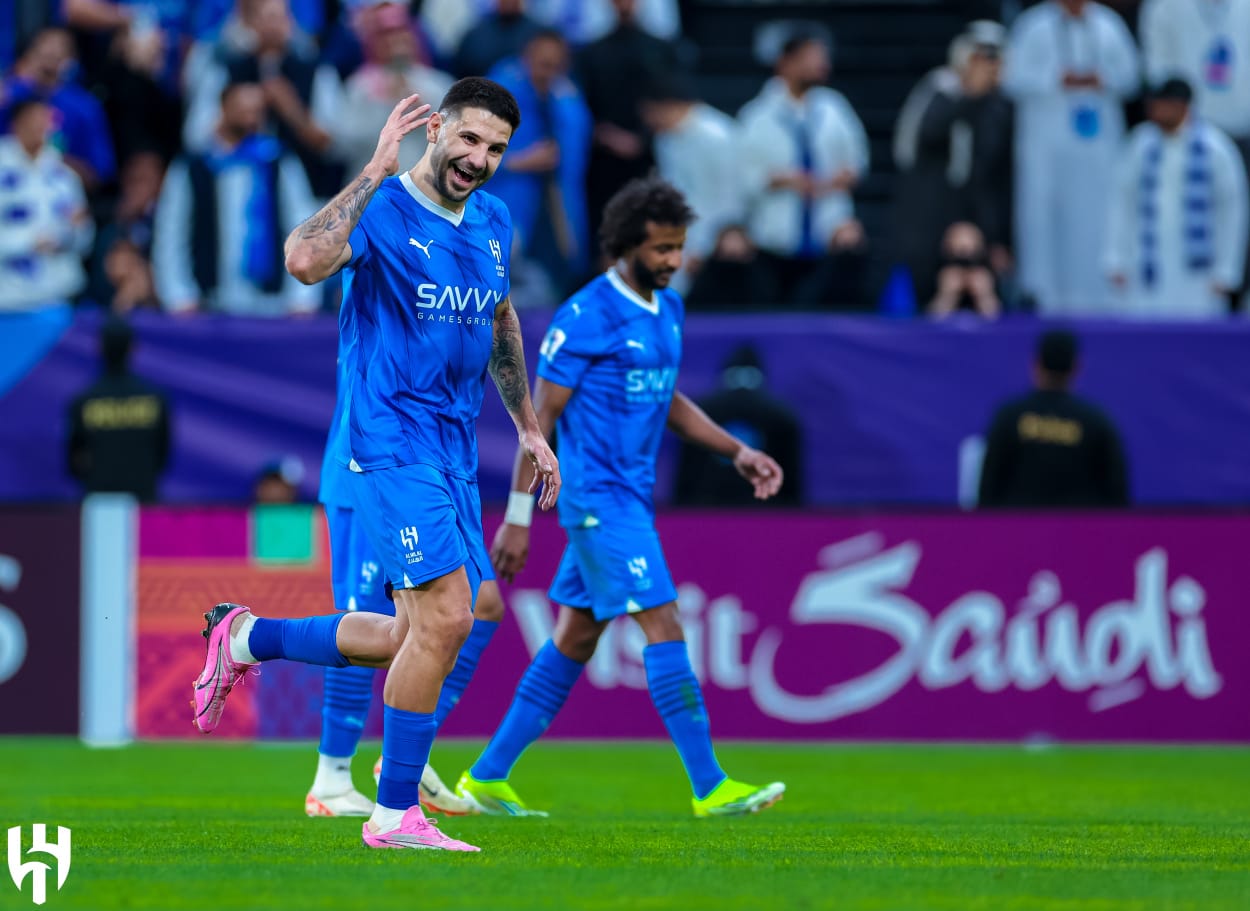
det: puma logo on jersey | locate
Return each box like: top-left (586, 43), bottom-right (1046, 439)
top-left (409, 238), bottom-right (434, 258)
top-left (625, 339), bottom-right (646, 350)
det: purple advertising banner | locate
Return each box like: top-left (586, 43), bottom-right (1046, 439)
top-left (128, 506), bottom-right (1246, 741)
top-left (3, 311), bottom-right (1250, 507)
top-left (430, 510), bottom-right (1248, 742)
top-left (0, 507), bottom-right (81, 734)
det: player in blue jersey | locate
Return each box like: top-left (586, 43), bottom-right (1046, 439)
top-left (455, 178), bottom-right (787, 818)
top-left (192, 78), bottom-right (560, 852)
top-left (303, 333), bottom-right (492, 819)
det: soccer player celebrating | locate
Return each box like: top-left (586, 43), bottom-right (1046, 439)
top-left (456, 177), bottom-right (786, 818)
top-left (192, 78), bottom-right (560, 852)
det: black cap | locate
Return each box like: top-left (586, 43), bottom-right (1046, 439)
top-left (1037, 330), bottom-right (1078, 375)
top-left (1149, 77), bottom-right (1194, 102)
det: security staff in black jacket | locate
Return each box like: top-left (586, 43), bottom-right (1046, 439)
top-left (978, 330), bottom-right (1128, 508)
top-left (66, 317), bottom-right (171, 501)
top-left (674, 345), bottom-right (803, 507)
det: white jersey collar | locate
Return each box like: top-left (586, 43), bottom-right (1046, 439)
top-left (606, 268), bottom-right (659, 314)
top-left (401, 171), bottom-right (464, 226)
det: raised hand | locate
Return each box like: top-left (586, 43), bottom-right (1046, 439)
top-left (370, 94), bottom-right (433, 177)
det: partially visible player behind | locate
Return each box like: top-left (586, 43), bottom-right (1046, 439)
top-left (192, 79), bottom-right (559, 852)
top-left (456, 177), bottom-right (786, 818)
top-left (306, 340), bottom-right (490, 818)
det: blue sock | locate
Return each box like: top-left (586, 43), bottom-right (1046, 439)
top-left (248, 615), bottom-right (350, 667)
top-left (644, 641), bottom-right (726, 800)
top-left (470, 640), bottom-right (583, 781)
top-left (319, 664), bottom-right (375, 757)
top-left (434, 618), bottom-right (498, 728)
top-left (375, 706), bottom-right (436, 810)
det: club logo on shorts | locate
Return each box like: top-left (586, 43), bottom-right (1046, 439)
top-left (359, 560), bottom-right (380, 597)
top-left (399, 527), bottom-right (423, 565)
top-left (626, 555), bottom-right (653, 592)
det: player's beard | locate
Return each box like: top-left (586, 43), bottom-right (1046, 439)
top-left (431, 146), bottom-right (485, 202)
top-left (632, 256), bottom-right (674, 293)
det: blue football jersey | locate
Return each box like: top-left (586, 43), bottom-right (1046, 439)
top-left (536, 269), bottom-right (684, 527)
top-left (341, 172), bottom-right (513, 478)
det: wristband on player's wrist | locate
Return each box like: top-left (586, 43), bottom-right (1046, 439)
top-left (504, 491), bottom-right (535, 527)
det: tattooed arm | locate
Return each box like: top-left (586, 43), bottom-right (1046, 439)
top-left (285, 94), bottom-right (431, 284)
top-left (491, 297), bottom-right (561, 511)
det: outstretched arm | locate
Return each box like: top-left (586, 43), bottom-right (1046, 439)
top-left (490, 298), bottom-right (561, 513)
top-left (285, 94), bottom-right (431, 284)
top-left (491, 377), bottom-right (574, 582)
top-left (667, 391), bottom-right (783, 500)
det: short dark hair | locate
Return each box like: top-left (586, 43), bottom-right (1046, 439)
top-left (599, 176), bottom-right (696, 259)
top-left (638, 68), bottom-right (700, 104)
top-left (1037, 329), bottom-right (1078, 375)
top-left (439, 77), bottom-right (522, 132)
top-left (1149, 76), bottom-right (1194, 103)
top-left (780, 32), bottom-right (826, 61)
top-left (525, 27), bottom-right (567, 51)
top-left (220, 79), bottom-right (259, 106)
top-left (16, 26), bottom-right (70, 63)
top-left (7, 96), bottom-right (49, 127)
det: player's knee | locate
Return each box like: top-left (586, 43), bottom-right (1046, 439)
top-left (474, 582), bottom-right (505, 622)
top-left (634, 603), bottom-right (685, 644)
top-left (552, 620), bottom-right (601, 663)
top-left (428, 603), bottom-right (474, 655)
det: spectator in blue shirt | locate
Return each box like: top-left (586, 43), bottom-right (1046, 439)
top-left (487, 28), bottom-right (592, 293)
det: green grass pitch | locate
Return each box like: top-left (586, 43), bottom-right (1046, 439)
top-left (0, 739), bottom-right (1247, 911)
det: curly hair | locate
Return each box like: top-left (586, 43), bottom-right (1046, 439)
top-left (599, 176), bottom-right (697, 259)
top-left (440, 77), bottom-right (522, 131)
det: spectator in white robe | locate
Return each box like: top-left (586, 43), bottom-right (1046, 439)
top-left (1105, 77), bottom-right (1248, 319)
top-left (639, 72), bottom-right (742, 294)
top-left (1140, 0), bottom-right (1250, 310)
top-left (1003, 0), bottom-right (1139, 315)
top-left (0, 97), bottom-right (93, 312)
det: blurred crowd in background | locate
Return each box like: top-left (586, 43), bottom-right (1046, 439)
top-left (2, 0), bottom-right (1248, 321)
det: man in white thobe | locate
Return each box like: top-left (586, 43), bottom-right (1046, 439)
top-left (1105, 78), bottom-right (1248, 318)
top-left (1003, 0), bottom-right (1139, 315)
top-left (1140, 0), bottom-right (1250, 144)
top-left (1140, 0), bottom-right (1250, 308)
top-left (640, 74), bottom-right (743, 294)
top-left (738, 32), bottom-right (870, 307)
top-left (0, 97), bottom-right (93, 312)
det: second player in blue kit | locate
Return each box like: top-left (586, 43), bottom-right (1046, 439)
top-left (457, 177), bottom-right (788, 818)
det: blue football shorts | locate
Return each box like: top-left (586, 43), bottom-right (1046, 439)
top-left (548, 519), bottom-right (679, 621)
top-left (349, 462), bottom-right (493, 607)
top-left (325, 504), bottom-right (394, 616)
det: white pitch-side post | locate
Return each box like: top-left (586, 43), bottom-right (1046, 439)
top-left (79, 494), bottom-right (137, 747)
